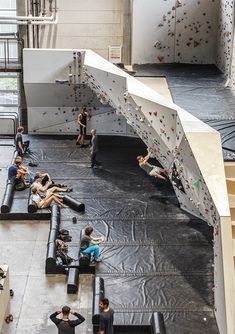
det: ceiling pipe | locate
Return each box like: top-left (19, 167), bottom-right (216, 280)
top-left (0, 14), bottom-right (54, 21)
top-left (0, 13), bottom-right (57, 25)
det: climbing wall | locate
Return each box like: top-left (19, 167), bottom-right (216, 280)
top-left (24, 49), bottom-right (129, 136)
top-left (132, 0), bottom-right (219, 64)
top-left (24, 48), bottom-right (233, 334)
top-left (216, 0), bottom-right (234, 75)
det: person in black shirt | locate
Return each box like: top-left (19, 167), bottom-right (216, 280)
top-left (80, 226), bottom-right (104, 262)
top-left (90, 129), bottom-right (101, 168)
top-left (50, 305), bottom-right (85, 334)
top-left (76, 107), bottom-right (90, 147)
top-left (15, 126), bottom-right (30, 157)
top-left (99, 298), bottom-right (114, 334)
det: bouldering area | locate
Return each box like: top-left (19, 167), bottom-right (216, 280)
top-left (0, 1), bottom-right (235, 334)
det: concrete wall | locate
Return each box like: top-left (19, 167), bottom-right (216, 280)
top-left (132, 0), bottom-right (219, 64)
top-left (19, 0), bottom-right (127, 62)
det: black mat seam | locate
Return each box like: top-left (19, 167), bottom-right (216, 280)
top-left (112, 308), bottom-right (214, 313)
top-left (96, 272), bottom-right (213, 277)
top-left (101, 242), bottom-right (211, 247)
top-left (62, 218), bottom-right (199, 221)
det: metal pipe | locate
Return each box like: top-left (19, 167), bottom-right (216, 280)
top-left (0, 13), bottom-right (58, 25)
top-left (27, 0), bottom-right (32, 15)
top-left (0, 14), bottom-right (54, 21)
top-left (31, 0), bottom-right (35, 48)
top-left (25, 0), bottom-right (28, 16)
top-left (4, 41), bottom-right (7, 71)
top-left (6, 39), bottom-right (9, 64)
top-left (0, 20), bottom-right (57, 25)
top-left (42, 0), bottom-right (46, 15)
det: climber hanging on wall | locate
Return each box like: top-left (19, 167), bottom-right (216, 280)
top-left (137, 148), bottom-right (168, 180)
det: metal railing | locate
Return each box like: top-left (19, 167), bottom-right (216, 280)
top-left (0, 35), bottom-right (23, 72)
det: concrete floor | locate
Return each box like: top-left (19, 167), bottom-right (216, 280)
top-left (0, 145), bottom-right (93, 334)
top-left (0, 221), bottom-right (93, 334)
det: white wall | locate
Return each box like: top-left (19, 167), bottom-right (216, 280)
top-left (216, 0), bottom-right (234, 76)
top-left (132, 0), bottom-right (219, 64)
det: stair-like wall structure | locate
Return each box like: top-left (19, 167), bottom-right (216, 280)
top-left (23, 49), bottom-right (235, 334)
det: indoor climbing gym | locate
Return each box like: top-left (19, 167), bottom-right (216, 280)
top-left (0, 1), bottom-right (235, 334)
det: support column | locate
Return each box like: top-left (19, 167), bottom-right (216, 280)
top-left (122, 0), bottom-right (132, 65)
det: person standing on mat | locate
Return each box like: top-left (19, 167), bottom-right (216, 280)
top-left (76, 107), bottom-right (90, 147)
top-left (90, 129), bottom-right (101, 168)
top-left (137, 148), bottom-right (168, 180)
top-left (50, 306), bottom-right (85, 334)
top-left (80, 226), bottom-right (104, 262)
top-left (15, 126), bottom-right (30, 157)
top-left (99, 298), bottom-right (114, 334)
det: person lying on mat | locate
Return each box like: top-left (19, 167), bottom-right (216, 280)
top-left (32, 175), bottom-right (72, 196)
top-left (80, 226), bottom-right (104, 263)
top-left (137, 148), bottom-right (168, 180)
top-left (31, 172), bottom-right (67, 189)
top-left (31, 187), bottom-right (68, 209)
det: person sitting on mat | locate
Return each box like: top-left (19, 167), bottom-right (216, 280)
top-left (31, 187), bottom-right (67, 209)
top-left (137, 148), bottom-right (168, 180)
top-left (8, 156), bottom-right (30, 190)
top-left (15, 126), bottom-right (30, 157)
top-left (76, 107), bottom-right (90, 147)
top-left (32, 175), bottom-right (72, 195)
top-left (80, 226), bottom-right (104, 262)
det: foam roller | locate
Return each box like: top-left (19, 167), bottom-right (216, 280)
top-left (28, 189), bottom-right (37, 213)
top-left (63, 195), bottom-right (85, 212)
top-left (1, 181), bottom-right (15, 213)
top-left (151, 312), bottom-right (166, 334)
top-left (67, 268), bottom-right (79, 294)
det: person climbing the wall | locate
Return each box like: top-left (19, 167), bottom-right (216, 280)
top-left (15, 126), bottom-right (30, 157)
top-left (50, 306), bottom-right (85, 334)
top-left (137, 148), bottom-right (168, 180)
top-left (80, 226), bottom-right (104, 262)
top-left (99, 298), bottom-right (114, 334)
top-left (90, 129), bottom-right (101, 168)
top-left (76, 107), bottom-right (90, 147)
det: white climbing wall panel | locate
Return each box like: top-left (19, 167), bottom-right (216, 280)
top-left (132, 0), bottom-right (219, 64)
top-left (174, 0), bottom-right (219, 63)
top-left (132, 0), bottom-right (175, 64)
top-left (216, 0), bottom-right (234, 75)
top-left (23, 48), bottom-right (234, 334)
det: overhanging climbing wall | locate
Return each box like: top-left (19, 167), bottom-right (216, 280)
top-left (23, 48), bottom-right (234, 334)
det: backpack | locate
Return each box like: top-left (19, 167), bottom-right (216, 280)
top-left (15, 181), bottom-right (26, 191)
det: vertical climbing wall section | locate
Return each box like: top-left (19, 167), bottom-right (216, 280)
top-left (132, 0), bottom-right (219, 64)
top-left (216, 0), bottom-right (234, 76)
top-left (23, 49), bottom-right (130, 136)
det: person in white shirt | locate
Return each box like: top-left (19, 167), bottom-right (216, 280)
top-left (31, 187), bottom-right (67, 209)
top-left (32, 175), bottom-right (72, 197)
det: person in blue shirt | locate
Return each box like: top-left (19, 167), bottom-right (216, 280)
top-left (8, 156), bottom-right (29, 188)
